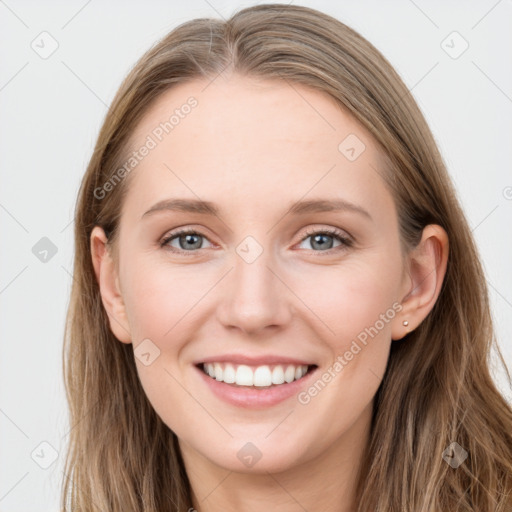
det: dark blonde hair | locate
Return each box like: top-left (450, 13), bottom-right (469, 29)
top-left (62, 4), bottom-right (512, 510)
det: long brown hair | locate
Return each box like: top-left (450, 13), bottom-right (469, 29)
top-left (61, 4), bottom-right (512, 510)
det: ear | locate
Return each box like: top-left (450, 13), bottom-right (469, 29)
top-left (90, 226), bottom-right (132, 344)
top-left (392, 224), bottom-right (449, 341)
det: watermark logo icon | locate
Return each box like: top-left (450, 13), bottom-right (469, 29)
top-left (442, 441), bottom-right (468, 468)
top-left (32, 237), bottom-right (58, 263)
top-left (441, 31), bottom-right (469, 59)
top-left (31, 31), bottom-right (59, 59)
top-left (31, 441), bottom-right (58, 469)
top-left (237, 442), bottom-right (262, 468)
top-left (134, 338), bottom-right (161, 366)
top-left (338, 134), bottom-right (366, 161)
top-left (236, 236), bottom-right (264, 264)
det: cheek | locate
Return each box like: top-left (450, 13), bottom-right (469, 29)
top-left (122, 248), bottom-right (401, 358)
top-left (291, 257), bottom-right (400, 346)
top-left (120, 258), bottom-right (209, 433)
top-left (121, 256), bottom-right (208, 342)
top-left (290, 257), bottom-right (400, 404)
top-left (117, 247), bottom-right (400, 465)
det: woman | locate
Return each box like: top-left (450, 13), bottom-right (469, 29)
top-left (61, 4), bottom-right (512, 511)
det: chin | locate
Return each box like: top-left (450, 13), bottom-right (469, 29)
top-left (193, 435), bottom-right (311, 475)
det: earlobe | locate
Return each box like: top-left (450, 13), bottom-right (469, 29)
top-left (392, 224), bottom-right (449, 341)
top-left (90, 226), bottom-right (132, 344)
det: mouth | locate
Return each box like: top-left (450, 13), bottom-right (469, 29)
top-left (195, 362), bottom-right (318, 389)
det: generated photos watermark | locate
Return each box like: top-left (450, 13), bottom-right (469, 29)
top-left (94, 96), bottom-right (198, 200)
top-left (297, 301), bottom-right (403, 405)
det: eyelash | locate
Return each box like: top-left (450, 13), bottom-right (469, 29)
top-left (159, 227), bottom-right (353, 256)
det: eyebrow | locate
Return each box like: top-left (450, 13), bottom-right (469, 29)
top-left (141, 198), bottom-right (372, 221)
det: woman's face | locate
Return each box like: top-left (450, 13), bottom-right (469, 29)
top-left (95, 74), bottom-right (413, 473)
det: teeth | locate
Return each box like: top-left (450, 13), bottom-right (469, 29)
top-left (271, 366), bottom-right (285, 385)
top-left (253, 366), bottom-right (271, 387)
top-left (284, 365), bottom-right (296, 383)
top-left (202, 362), bottom-right (311, 387)
top-left (223, 363), bottom-right (236, 384)
top-left (236, 365), bottom-right (253, 386)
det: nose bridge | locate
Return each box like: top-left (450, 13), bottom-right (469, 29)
top-left (216, 235), bottom-right (292, 333)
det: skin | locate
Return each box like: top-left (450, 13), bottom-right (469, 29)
top-left (91, 74), bottom-right (448, 512)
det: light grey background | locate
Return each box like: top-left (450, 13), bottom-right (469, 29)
top-left (1, 0), bottom-right (511, 510)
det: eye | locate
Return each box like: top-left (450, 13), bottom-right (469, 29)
top-left (160, 226), bottom-right (353, 255)
top-left (160, 229), bottom-right (213, 254)
top-left (297, 227), bottom-right (353, 253)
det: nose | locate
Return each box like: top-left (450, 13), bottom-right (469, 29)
top-left (216, 246), bottom-right (293, 336)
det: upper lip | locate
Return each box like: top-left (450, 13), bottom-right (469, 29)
top-left (195, 354), bottom-right (316, 367)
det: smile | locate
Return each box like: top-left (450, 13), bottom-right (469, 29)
top-left (199, 362), bottom-right (317, 388)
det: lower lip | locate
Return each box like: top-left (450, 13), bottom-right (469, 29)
top-left (194, 364), bottom-right (318, 409)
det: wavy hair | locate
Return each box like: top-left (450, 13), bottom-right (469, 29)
top-left (61, 4), bottom-right (512, 510)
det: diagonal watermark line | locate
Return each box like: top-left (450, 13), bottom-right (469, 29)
top-left (0, 408), bottom-right (29, 438)
top-left (279, 74), bottom-right (336, 130)
top-left (163, 366), bottom-right (233, 437)
top-left (61, 470), bottom-right (104, 511)
top-left (399, 253), bottom-right (502, 390)
top-left (200, 0), bottom-right (296, 93)
top-left (163, 488), bottom-right (179, 509)
top-left (398, 245), bottom-right (444, 313)
top-left (60, 265), bottom-right (77, 283)
top-left (471, 61), bottom-right (512, 105)
top-left (471, 0), bottom-right (503, 30)
top-left (163, 162), bottom-right (233, 233)
top-left (368, 367), bottom-right (382, 381)
top-left (0, 62), bottom-right (29, 92)
top-left (390, 61), bottom-right (439, 112)
top-left (163, 267), bottom-right (234, 337)
top-left (60, 265), bottom-right (131, 337)
top-left (488, 281), bottom-right (512, 309)
top-left (0, 265), bottom-right (28, 295)
top-left (0, 0), bottom-right (29, 28)
top-left (201, 57), bottom-right (232, 93)
top-left (265, 265), bottom-right (336, 336)
top-left (266, 164), bottom-right (337, 235)
top-left (266, 472), bottom-right (309, 511)
top-left (0, 472), bottom-right (29, 502)
top-left (60, 216), bottom-right (75, 233)
top-left (200, 470), bottom-right (233, 502)
top-left (61, 0), bottom-right (93, 29)
top-left (203, 0), bottom-right (227, 20)
top-left (61, 60), bottom-right (109, 108)
top-left (470, 204), bottom-right (499, 233)
top-left (368, 161), bottom-right (387, 183)
top-left (0, 202), bottom-right (29, 232)
top-left (265, 409), bottom-right (294, 438)
top-left (407, 0), bottom-right (439, 29)
top-left (60, 399), bottom-right (100, 440)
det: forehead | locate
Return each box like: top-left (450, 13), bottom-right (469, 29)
top-left (121, 74), bottom-right (395, 223)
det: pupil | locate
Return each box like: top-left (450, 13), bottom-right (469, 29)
top-left (312, 234), bottom-right (333, 250)
top-left (181, 234), bottom-right (201, 250)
